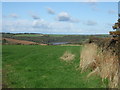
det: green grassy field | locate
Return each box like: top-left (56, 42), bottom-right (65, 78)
top-left (14, 34), bottom-right (69, 37)
top-left (48, 34), bottom-right (67, 37)
top-left (14, 34), bottom-right (44, 37)
top-left (3, 45), bottom-right (106, 88)
top-left (14, 34), bottom-right (66, 37)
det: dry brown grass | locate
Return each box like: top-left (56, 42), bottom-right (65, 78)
top-left (79, 43), bottom-right (120, 88)
top-left (60, 51), bottom-right (75, 62)
top-left (80, 43), bottom-right (97, 72)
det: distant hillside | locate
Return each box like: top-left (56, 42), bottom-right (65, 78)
top-left (2, 33), bottom-right (111, 45)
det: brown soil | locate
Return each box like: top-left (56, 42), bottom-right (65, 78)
top-left (2, 38), bottom-right (47, 45)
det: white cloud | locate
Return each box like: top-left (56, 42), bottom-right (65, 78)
top-left (56, 12), bottom-right (80, 23)
top-left (2, 19), bottom-right (81, 34)
top-left (2, 19), bottom-right (110, 34)
top-left (9, 13), bottom-right (19, 18)
top-left (32, 19), bottom-right (50, 29)
top-left (47, 7), bottom-right (55, 14)
top-left (3, 19), bottom-right (33, 32)
top-left (3, 13), bottom-right (19, 19)
top-left (29, 12), bottom-right (40, 19)
top-left (57, 12), bottom-right (70, 21)
top-left (31, 15), bottom-right (40, 19)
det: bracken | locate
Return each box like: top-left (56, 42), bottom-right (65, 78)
top-left (79, 38), bottom-right (120, 88)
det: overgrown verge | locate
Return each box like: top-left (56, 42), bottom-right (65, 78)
top-left (80, 37), bottom-right (120, 88)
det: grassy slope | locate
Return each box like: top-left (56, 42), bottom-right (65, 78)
top-left (15, 34), bottom-right (66, 37)
top-left (3, 45), bottom-right (105, 88)
top-left (14, 34), bottom-right (43, 37)
top-left (48, 34), bottom-right (66, 37)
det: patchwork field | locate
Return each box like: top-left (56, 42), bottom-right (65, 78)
top-left (14, 34), bottom-right (44, 37)
top-left (3, 45), bottom-right (106, 88)
top-left (3, 38), bottom-right (40, 45)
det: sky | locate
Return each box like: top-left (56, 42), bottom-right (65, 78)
top-left (2, 2), bottom-right (118, 34)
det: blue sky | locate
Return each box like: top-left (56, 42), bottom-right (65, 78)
top-left (2, 2), bottom-right (118, 34)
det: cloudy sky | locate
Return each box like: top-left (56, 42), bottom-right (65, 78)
top-left (2, 2), bottom-right (118, 34)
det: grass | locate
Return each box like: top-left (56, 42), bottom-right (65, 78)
top-left (14, 34), bottom-right (66, 37)
top-left (48, 34), bottom-right (66, 37)
top-left (14, 34), bottom-right (43, 37)
top-left (3, 45), bottom-right (105, 88)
